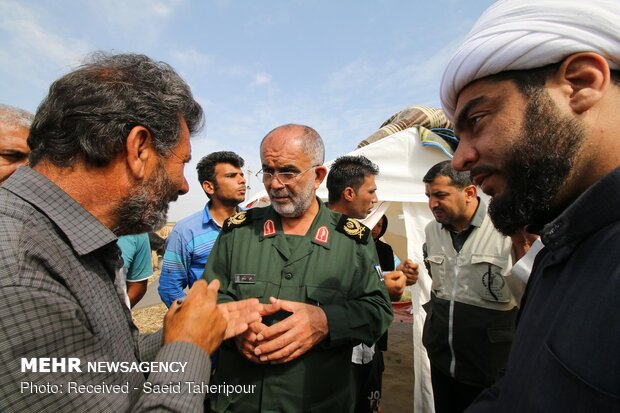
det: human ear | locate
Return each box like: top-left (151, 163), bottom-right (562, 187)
top-left (464, 184), bottom-right (477, 202)
top-left (202, 180), bottom-right (215, 196)
top-left (314, 165), bottom-right (328, 188)
top-left (125, 125), bottom-right (153, 180)
top-left (556, 52), bottom-right (610, 114)
top-left (343, 187), bottom-right (356, 202)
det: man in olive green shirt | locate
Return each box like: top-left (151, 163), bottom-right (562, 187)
top-left (204, 124), bottom-right (393, 412)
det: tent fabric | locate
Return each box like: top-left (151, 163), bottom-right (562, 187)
top-left (357, 105), bottom-right (453, 148)
top-left (244, 127), bottom-right (450, 413)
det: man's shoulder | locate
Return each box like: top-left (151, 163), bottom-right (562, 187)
top-left (333, 214), bottom-right (371, 245)
top-left (0, 190), bottom-right (45, 245)
top-left (222, 208), bottom-right (269, 232)
top-left (0, 191), bottom-right (65, 287)
top-left (172, 208), bottom-right (206, 230)
top-left (424, 219), bottom-right (441, 233)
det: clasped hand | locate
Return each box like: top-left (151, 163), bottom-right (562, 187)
top-left (234, 297), bottom-right (328, 365)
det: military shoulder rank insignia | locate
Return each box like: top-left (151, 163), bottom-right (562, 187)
top-left (336, 215), bottom-right (370, 244)
top-left (223, 210), bottom-right (252, 231)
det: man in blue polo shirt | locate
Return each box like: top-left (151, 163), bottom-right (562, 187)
top-left (158, 151), bottom-right (246, 307)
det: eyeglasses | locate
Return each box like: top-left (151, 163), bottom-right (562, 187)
top-left (256, 165), bottom-right (319, 185)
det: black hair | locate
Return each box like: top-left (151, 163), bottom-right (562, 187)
top-left (327, 155), bottom-right (379, 204)
top-left (196, 151), bottom-right (245, 184)
top-left (422, 160), bottom-right (472, 188)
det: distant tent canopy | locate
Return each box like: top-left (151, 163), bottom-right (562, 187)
top-left (358, 105), bottom-right (457, 158)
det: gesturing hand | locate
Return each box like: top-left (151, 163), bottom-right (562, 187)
top-left (163, 280), bottom-right (261, 356)
top-left (398, 259), bottom-right (419, 286)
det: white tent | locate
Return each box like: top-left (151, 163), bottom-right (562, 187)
top-left (245, 126), bottom-right (450, 412)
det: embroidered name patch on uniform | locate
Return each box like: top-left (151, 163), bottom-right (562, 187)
top-left (234, 274), bottom-right (256, 284)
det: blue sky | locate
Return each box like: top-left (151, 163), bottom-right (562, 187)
top-left (0, 0), bottom-right (495, 221)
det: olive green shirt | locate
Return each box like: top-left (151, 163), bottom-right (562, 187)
top-left (204, 199), bottom-right (393, 412)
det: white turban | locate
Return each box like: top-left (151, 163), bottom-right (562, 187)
top-left (440, 0), bottom-right (620, 121)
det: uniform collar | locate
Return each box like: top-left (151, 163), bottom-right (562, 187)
top-left (260, 197), bottom-right (333, 249)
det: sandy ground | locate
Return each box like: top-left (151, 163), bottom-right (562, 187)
top-left (132, 277), bottom-right (416, 412)
top-left (382, 303), bottom-right (415, 412)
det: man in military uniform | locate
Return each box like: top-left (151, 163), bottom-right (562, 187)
top-left (204, 124), bottom-right (393, 412)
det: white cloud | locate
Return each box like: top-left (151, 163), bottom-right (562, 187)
top-left (151, 1), bottom-right (178, 17)
top-left (0, 2), bottom-right (89, 66)
top-left (94, 0), bottom-right (183, 21)
top-left (170, 48), bottom-right (215, 75)
top-left (0, 1), bottom-right (91, 99)
top-left (252, 72), bottom-right (272, 87)
top-left (83, 0), bottom-right (183, 41)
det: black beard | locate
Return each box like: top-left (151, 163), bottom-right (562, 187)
top-left (488, 90), bottom-right (585, 236)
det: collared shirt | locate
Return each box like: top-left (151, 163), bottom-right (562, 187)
top-left (442, 198), bottom-right (485, 252)
top-left (158, 202), bottom-right (223, 307)
top-left (0, 167), bottom-right (210, 413)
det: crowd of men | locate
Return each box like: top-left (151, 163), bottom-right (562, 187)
top-left (1, 0), bottom-right (620, 412)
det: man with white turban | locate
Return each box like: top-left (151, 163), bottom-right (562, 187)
top-left (440, 0), bottom-right (620, 411)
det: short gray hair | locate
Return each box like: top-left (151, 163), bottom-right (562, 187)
top-left (0, 104), bottom-right (34, 129)
top-left (261, 124), bottom-right (325, 165)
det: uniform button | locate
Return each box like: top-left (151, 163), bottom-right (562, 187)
top-left (284, 272), bottom-right (293, 280)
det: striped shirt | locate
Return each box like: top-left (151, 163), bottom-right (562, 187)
top-left (158, 203), bottom-right (221, 307)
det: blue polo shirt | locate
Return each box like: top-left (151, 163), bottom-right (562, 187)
top-left (158, 202), bottom-right (221, 307)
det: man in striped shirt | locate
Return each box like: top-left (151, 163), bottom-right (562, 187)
top-left (159, 151), bottom-right (246, 307)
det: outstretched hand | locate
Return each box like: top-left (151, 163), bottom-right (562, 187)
top-left (163, 280), bottom-right (261, 356)
top-left (219, 297), bottom-right (262, 339)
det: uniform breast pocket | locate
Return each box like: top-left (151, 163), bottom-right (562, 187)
top-left (226, 280), bottom-right (267, 300)
top-left (305, 285), bottom-right (347, 306)
top-left (471, 254), bottom-right (512, 303)
top-left (426, 255), bottom-right (447, 292)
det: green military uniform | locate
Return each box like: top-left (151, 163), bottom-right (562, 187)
top-left (204, 198), bottom-right (393, 413)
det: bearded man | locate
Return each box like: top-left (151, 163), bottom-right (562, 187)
top-left (440, 0), bottom-right (620, 410)
top-left (0, 53), bottom-right (260, 413)
top-left (204, 124), bottom-right (393, 412)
